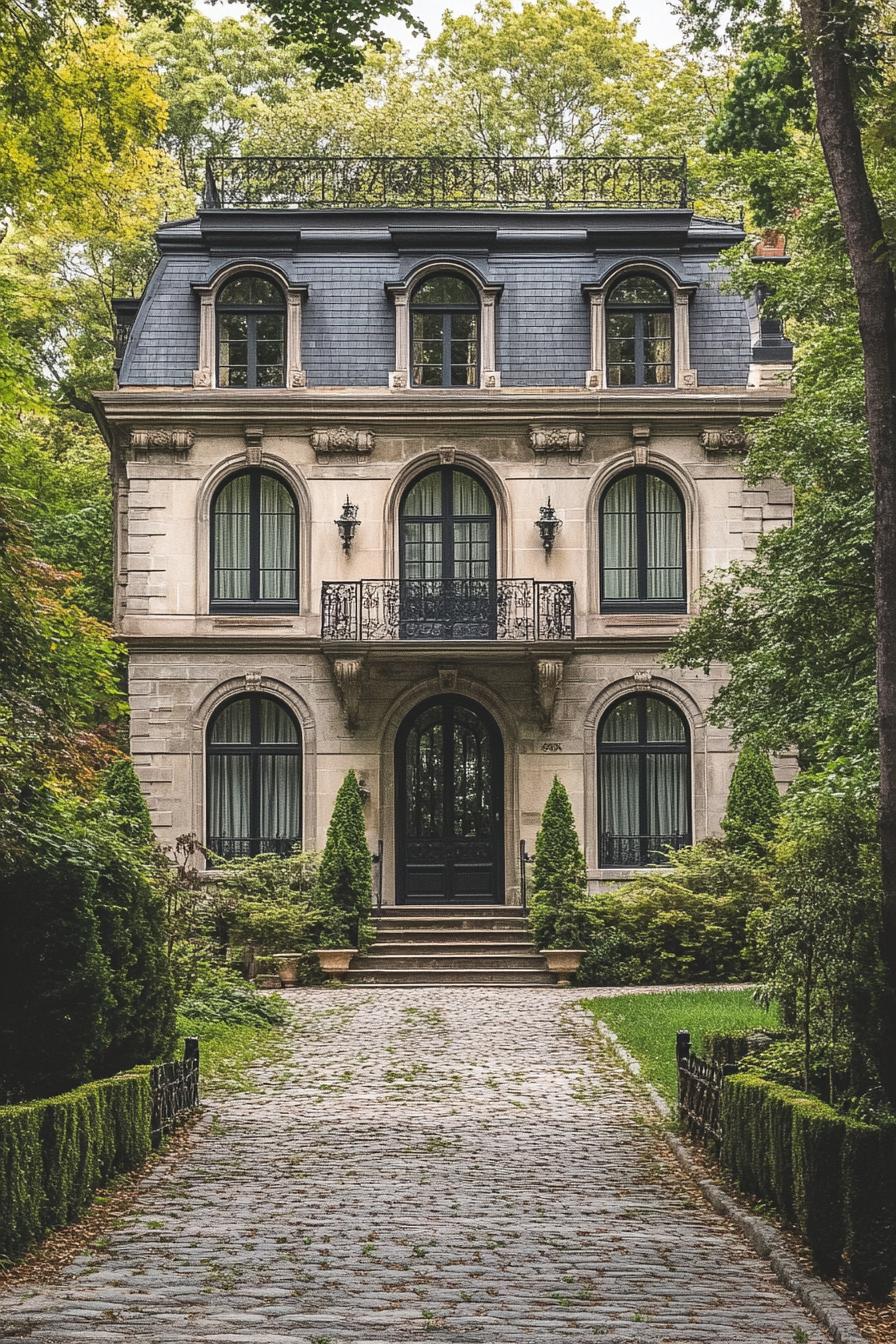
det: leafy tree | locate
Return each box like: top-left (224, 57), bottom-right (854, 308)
top-left (722, 742), bottom-right (783, 854)
top-left (680, 0), bottom-right (896, 1106)
top-left (529, 777), bottom-right (588, 950)
top-left (750, 782), bottom-right (883, 1104)
top-left (235, 0), bottom-right (425, 87)
top-left (315, 772), bottom-right (372, 947)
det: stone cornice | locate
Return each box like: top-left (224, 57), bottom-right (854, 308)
top-left (95, 387), bottom-right (788, 437)
top-left (119, 632), bottom-right (682, 656)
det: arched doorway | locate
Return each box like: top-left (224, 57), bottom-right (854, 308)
top-left (399, 466), bottom-right (496, 639)
top-left (395, 695), bottom-right (504, 904)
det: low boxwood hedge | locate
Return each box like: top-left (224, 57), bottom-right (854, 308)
top-left (721, 1072), bottom-right (896, 1297)
top-left (0, 1069), bottom-right (152, 1261)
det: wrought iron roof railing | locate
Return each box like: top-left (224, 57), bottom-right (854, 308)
top-left (204, 155), bottom-right (688, 211)
top-left (321, 578), bottom-right (575, 642)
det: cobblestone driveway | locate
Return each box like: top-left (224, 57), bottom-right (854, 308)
top-left (2, 989), bottom-right (833, 1343)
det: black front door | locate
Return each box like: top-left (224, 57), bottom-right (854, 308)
top-left (396, 695), bottom-right (504, 904)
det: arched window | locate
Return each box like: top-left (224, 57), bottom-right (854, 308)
top-left (606, 274), bottom-right (673, 387)
top-left (207, 694), bottom-right (301, 860)
top-left (399, 466), bottom-right (495, 638)
top-left (600, 469), bottom-right (685, 611)
top-left (411, 274), bottom-right (480, 388)
top-left (211, 470), bottom-right (298, 611)
top-left (217, 274), bottom-right (285, 388)
top-left (598, 694), bottom-right (691, 867)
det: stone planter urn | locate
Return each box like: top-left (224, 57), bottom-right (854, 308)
top-left (543, 948), bottom-right (586, 987)
top-left (273, 954), bottom-right (303, 987)
top-left (314, 948), bottom-right (356, 978)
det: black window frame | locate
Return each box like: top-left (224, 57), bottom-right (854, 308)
top-left (210, 468), bottom-right (299, 614)
top-left (605, 274), bottom-right (674, 388)
top-left (599, 467), bottom-right (686, 614)
top-left (216, 273), bottom-right (286, 389)
top-left (598, 693), bottom-right (692, 868)
top-left (206, 693), bottom-right (303, 863)
top-left (410, 274), bottom-right (480, 389)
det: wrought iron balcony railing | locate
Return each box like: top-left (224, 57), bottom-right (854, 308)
top-left (321, 579), bottom-right (575, 642)
top-left (208, 836), bottom-right (300, 861)
top-left (600, 832), bottom-right (688, 868)
top-left (204, 155), bottom-right (688, 211)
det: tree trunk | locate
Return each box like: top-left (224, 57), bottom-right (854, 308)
top-left (795, 0), bottom-right (896, 1102)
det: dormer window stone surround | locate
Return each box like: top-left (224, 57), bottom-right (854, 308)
top-left (385, 260), bottom-right (503, 390)
top-left (582, 261), bottom-right (698, 391)
top-left (192, 261), bottom-right (309, 390)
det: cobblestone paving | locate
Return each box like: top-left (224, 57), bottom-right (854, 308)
top-left (1, 988), bottom-right (835, 1343)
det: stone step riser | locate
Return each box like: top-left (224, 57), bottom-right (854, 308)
top-left (374, 919), bottom-right (529, 933)
top-left (371, 929), bottom-right (534, 944)
top-left (354, 955), bottom-right (547, 971)
top-left (344, 970), bottom-right (555, 986)
top-left (372, 941), bottom-right (538, 955)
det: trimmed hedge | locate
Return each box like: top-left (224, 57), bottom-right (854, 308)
top-left (0, 1069), bottom-right (152, 1261)
top-left (721, 1073), bottom-right (896, 1297)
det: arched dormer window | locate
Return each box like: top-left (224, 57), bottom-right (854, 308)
top-left (600, 468), bottom-right (685, 612)
top-left (598, 693), bottom-right (691, 867)
top-left (211, 469), bottom-right (298, 611)
top-left (216, 274), bottom-right (286, 388)
top-left (207, 694), bottom-right (302, 860)
top-left (411, 274), bottom-right (480, 388)
top-left (606, 275), bottom-right (673, 387)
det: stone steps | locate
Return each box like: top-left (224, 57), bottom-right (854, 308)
top-left (344, 905), bottom-right (554, 987)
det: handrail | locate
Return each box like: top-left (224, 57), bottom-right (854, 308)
top-left (203, 154), bottom-right (689, 210)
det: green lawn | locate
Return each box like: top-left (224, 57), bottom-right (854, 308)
top-left (176, 1013), bottom-right (289, 1094)
top-left (580, 988), bottom-right (779, 1104)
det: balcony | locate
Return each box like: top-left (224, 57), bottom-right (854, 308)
top-left (321, 579), bottom-right (575, 643)
top-left (599, 833), bottom-right (689, 868)
top-left (203, 155), bottom-right (689, 211)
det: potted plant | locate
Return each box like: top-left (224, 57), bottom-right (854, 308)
top-left (529, 778), bottom-right (588, 986)
top-left (273, 953), bottom-right (303, 986)
top-left (312, 771), bottom-right (372, 977)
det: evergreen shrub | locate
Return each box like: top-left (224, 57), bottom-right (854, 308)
top-left (315, 772), bottom-right (372, 948)
top-left (720, 1073), bottom-right (896, 1294)
top-left (0, 1070), bottom-right (152, 1261)
top-left (721, 741), bottom-right (782, 853)
top-left (529, 778), bottom-right (588, 950)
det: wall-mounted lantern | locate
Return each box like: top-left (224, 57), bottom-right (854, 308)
top-left (335, 496), bottom-right (360, 554)
top-left (535, 498), bottom-right (562, 555)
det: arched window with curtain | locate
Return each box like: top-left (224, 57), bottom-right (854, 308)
top-left (211, 469), bottom-right (298, 611)
top-left (399, 465), bottom-right (496, 638)
top-left (411, 274), bottom-right (480, 387)
top-left (606, 274), bottom-right (673, 387)
top-left (206, 694), bottom-right (302, 861)
top-left (217, 273), bottom-right (285, 387)
top-left (598, 694), bottom-right (691, 867)
top-left (600, 468), bottom-right (685, 611)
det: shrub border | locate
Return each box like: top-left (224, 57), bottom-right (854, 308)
top-left (588, 1008), bottom-right (867, 1344)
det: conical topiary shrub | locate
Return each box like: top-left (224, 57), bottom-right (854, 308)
top-left (315, 771), bottom-right (372, 948)
top-left (529, 777), bottom-right (588, 950)
top-left (722, 741), bottom-right (782, 855)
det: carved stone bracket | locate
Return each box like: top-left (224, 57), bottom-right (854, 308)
top-left (244, 671), bottom-right (263, 690)
top-left (534, 659), bottom-right (564, 728)
top-left (244, 424), bottom-right (264, 465)
top-left (529, 427), bottom-right (585, 462)
top-left (130, 428), bottom-right (194, 457)
top-left (631, 423), bottom-right (651, 466)
top-left (333, 658), bottom-right (366, 731)
top-left (311, 426), bottom-right (375, 460)
top-left (438, 445), bottom-right (456, 465)
top-left (632, 670), bottom-right (654, 686)
top-left (700, 427), bottom-right (748, 455)
top-left (438, 665), bottom-right (458, 692)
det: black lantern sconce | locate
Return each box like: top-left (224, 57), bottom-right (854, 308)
top-left (535, 498), bottom-right (562, 555)
top-left (335, 496), bottom-right (360, 554)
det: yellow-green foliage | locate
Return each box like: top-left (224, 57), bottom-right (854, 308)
top-left (721, 1073), bottom-right (896, 1297)
top-left (0, 1070), bottom-right (151, 1261)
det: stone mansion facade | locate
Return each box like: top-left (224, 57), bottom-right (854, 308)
top-left (98, 156), bottom-right (793, 904)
